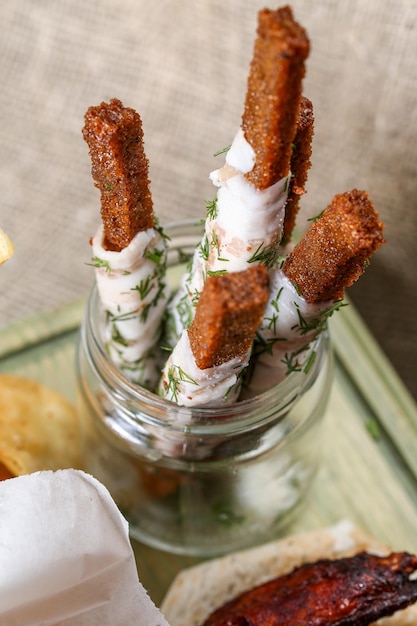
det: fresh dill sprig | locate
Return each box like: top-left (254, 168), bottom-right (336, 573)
top-left (86, 256), bottom-right (112, 273)
top-left (253, 332), bottom-right (286, 357)
top-left (247, 242), bottom-right (278, 268)
top-left (292, 300), bottom-right (348, 336)
top-left (206, 269), bottom-right (228, 277)
top-left (213, 145), bottom-right (231, 157)
top-left (307, 209), bottom-right (325, 223)
top-left (191, 289), bottom-right (200, 307)
top-left (206, 197), bottom-right (218, 220)
top-left (209, 230), bottom-right (229, 262)
top-left (153, 216), bottom-right (170, 241)
top-left (166, 366), bottom-right (197, 402)
top-left (106, 308), bottom-right (138, 323)
top-left (145, 246), bottom-right (165, 265)
top-left (281, 349), bottom-right (305, 375)
top-left (198, 235), bottom-right (210, 261)
top-left (132, 275), bottom-right (154, 300)
top-left (264, 286), bottom-right (284, 333)
top-left (110, 322), bottom-right (129, 347)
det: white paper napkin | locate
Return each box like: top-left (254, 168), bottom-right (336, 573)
top-left (0, 469), bottom-right (170, 625)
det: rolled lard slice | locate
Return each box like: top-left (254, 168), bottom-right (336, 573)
top-left (91, 224), bottom-right (169, 389)
top-left (159, 266), bottom-right (269, 408)
top-left (83, 99), bottom-right (170, 389)
top-left (244, 189), bottom-right (386, 397)
top-left (164, 8), bottom-right (309, 348)
top-left (165, 137), bottom-right (290, 348)
top-left (242, 268), bottom-right (334, 397)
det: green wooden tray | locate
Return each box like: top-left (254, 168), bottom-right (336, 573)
top-left (1, 297), bottom-right (416, 607)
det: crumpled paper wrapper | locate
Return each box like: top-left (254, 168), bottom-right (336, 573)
top-left (0, 469), bottom-right (170, 625)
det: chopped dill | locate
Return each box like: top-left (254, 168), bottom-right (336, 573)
top-left (253, 332), bottom-right (286, 357)
top-left (210, 230), bottom-right (229, 262)
top-left (247, 242), bottom-right (278, 268)
top-left (153, 217), bottom-right (170, 241)
top-left (110, 323), bottom-right (129, 347)
top-left (206, 197), bottom-right (218, 220)
top-left (145, 247), bottom-right (165, 265)
top-left (292, 300), bottom-right (347, 335)
top-left (307, 209), bottom-right (325, 222)
top-left (132, 275), bottom-right (154, 300)
top-left (166, 366), bottom-right (197, 402)
top-left (86, 256), bottom-right (112, 273)
top-left (198, 235), bottom-right (210, 261)
top-left (213, 145), bottom-right (231, 157)
top-left (206, 269), bottom-right (228, 277)
top-left (281, 347), bottom-right (309, 375)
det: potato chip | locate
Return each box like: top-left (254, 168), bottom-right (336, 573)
top-left (0, 374), bottom-right (82, 479)
top-left (0, 228), bottom-right (14, 265)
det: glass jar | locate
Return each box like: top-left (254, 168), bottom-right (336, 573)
top-left (76, 220), bottom-right (333, 557)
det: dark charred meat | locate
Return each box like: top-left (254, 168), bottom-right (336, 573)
top-left (202, 551), bottom-right (417, 626)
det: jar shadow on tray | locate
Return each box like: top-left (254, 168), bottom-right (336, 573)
top-left (76, 220), bottom-right (334, 557)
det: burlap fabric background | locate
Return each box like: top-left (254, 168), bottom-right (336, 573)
top-left (0, 1), bottom-right (416, 400)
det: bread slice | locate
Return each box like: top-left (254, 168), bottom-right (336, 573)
top-left (160, 520), bottom-right (417, 626)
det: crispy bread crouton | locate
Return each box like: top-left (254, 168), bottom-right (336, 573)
top-left (188, 265), bottom-right (269, 369)
top-left (282, 96), bottom-right (314, 244)
top-left (242, 6), bottom-right (309, 190)
top-left (283, 189), bottom-right (385, 303)
top-left (83, 98), bottom-right (154, 251)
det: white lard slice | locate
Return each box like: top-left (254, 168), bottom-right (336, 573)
top-left (91, 225), bottom-right (170, 388)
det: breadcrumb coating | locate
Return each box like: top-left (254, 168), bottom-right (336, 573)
top-left (242, 6), bottom-right (309, 190)
top-left (188, 265), bottom-right (269, 369)
top-left (283, 189), bottom-right (385, 303)
top-left (282, 96), bottom-right (314, 244)
top-left (83, 98), bottom-right (154, 252)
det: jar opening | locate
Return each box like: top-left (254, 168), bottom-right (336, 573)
top-left (82, 289), bottom-right (329, 438)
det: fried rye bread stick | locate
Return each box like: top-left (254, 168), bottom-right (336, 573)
top-left (281, 95), bottom-right (314, 246)
top-left (159, 265), bottom-right (269, 408)
top-left (83, 99), bottom-right (169, 389)
top-left (164, 8), bottom-right (309, 349)
top-left (188, 265), bottom-right (269, 370)
top-left (242, 6), bottom-right (309, 190)
top-left (283, 189), bottom-right (386, 303)
top-left (82, 98), bottom-right (154, 251)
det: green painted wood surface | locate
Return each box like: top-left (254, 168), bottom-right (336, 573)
top-left (0, 298), bottom-right (416, 607)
